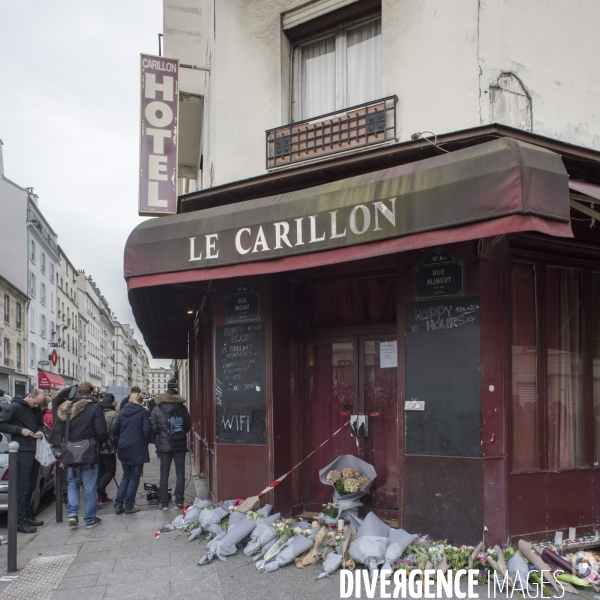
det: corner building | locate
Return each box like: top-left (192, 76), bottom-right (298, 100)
top-left (125, 0), bottom-right (600, 545)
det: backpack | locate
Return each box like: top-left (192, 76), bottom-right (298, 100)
top-left (159, 405), bottom-right (187, 449)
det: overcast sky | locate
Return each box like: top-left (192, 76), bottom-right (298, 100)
top-left (0, 1), bottom-right (171, 368)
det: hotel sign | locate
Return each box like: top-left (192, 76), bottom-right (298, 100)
top-left (139, 54), bottom-right (179, 216)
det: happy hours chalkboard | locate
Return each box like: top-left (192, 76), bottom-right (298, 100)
top-left (216, 323), bottom-right (266, 444)
top-left (405, 296), bottom-right (481, 457)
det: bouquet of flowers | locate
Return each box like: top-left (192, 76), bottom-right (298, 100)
top-left (321, 503), bottom-right (339, 520)
top-left (348, 511), bottom-right (390, 576)
top-left (319, 455), bottom-right (376, 521)
top-left (243, 512), bottom-right (281, 556)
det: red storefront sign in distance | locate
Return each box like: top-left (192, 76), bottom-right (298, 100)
top-left (138, 54), bottom-right (179, 216)
top-left (51, 349), bottom-right (58, 367)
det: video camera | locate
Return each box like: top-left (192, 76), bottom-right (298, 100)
top-left (144, 483), bottom-right (172, 506)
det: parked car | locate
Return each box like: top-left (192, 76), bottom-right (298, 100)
top-left (0, 433), bottom-right (55, 515)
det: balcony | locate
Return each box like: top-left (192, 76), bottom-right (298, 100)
top-left (266, 96), bottom-right (396, 170)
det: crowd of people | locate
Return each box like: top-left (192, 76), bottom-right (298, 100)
top-left (0, 383), bottom-right (191, 533)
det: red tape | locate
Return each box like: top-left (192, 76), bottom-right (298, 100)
top-left (257, 420), bottom-right (351, 497)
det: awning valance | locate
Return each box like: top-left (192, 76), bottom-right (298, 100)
top-left (125, 137), bottom-right (571, 288)
top-left (37, 371), bottom-right (66, 390)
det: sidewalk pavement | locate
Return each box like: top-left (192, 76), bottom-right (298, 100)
top-left (0, 453), bottom-right (581, 599)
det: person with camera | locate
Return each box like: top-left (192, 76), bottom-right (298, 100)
top-left (96, 393), bottom-right (117, 506)
top-left (150, 388), bottom-right (191, 510)
top-left (56, 382), bottom-right (108, 528)
top-left (111, 392), bottom-right (151, 514)
top-left (0, 388), bottom-right (45, 533)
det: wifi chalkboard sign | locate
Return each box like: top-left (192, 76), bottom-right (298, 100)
top-left (215, 322), bottom-right (266, 444)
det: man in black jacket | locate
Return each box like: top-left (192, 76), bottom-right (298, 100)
top-left (56, 382), bottom-right (108, 529)
top-left (0, 388), bottom-right (45, 533)
top-left (150, 389), bottom-right (191, 510)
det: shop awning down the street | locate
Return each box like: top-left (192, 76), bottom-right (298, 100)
top-left (124, 136), bottom-right (572, 357)
top-left (37, 371), bottom-right (66, 390)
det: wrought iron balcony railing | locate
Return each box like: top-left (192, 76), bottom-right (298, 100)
top-left (266, 96), bottom-right (396, 169)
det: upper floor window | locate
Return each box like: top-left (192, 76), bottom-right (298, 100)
top-left (50, 263), bottom-right (55, 282)
top-left (29, 272), bottom-right (36, 298)
top-left (16, 302), bottom-right (22, 329)
top-left (3, 294), bottom-right (9, 324)
top-left (40, 283), bottom-right (46, 306)
top-left (50, 292), bottom-right (54, 313)
top-left (41, 252), bottom-right (46, 274)
top-left (293, 17), bottom-right (381, 121)
top-left (30, 239), bottom-right (36, 263)
top-left (30, 307), bottom-right (35, 333)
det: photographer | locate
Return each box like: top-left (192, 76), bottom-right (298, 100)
top-left (56, 382), bottom-right (108, 528)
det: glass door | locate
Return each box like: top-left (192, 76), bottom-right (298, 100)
top-left (360, 337), bottom-right (399, 516)
top-left (304, 336), bottom-right (399, 517)
top-left (305, 340), bottom-right (358, 510)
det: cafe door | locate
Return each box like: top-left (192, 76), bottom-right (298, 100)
top-left (304, 335), bottom-right (399, 520)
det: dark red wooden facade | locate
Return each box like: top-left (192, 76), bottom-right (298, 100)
top-left (125, 128), bottom-right (600, 547)
top-left (181, 232), bottom-right (600, 546)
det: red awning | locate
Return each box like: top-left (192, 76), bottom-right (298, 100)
top-left (127, 214), bottom-right (571, 290)
top-left (569, 178), bottom-right (600, 201)
top-left (37, 371), bottom-right (66, 390)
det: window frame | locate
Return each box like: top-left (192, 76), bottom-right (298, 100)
top-left (16, 302), bottom-right (22, 330)
top-left (509, 253), bottom-right (596, 474)
top-left (3, 294), bottom-right (9, 324)
top-left (291, 14), bottom-right (382, 122)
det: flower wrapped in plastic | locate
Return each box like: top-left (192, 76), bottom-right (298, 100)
top-left (260, 527), bottom-right (319, 573)
top-left (199, 516), bottom-right (258, 565)
top-left (348, 511), bottom-right (390, 577)
top-left (326, 470), bottom-right (342, 484)
top-left (205, 523), bottom-right (224, 540)
top-left (319, 455), bottom-right (376, 520)
top-left (379, 528), bottom-right (418, 579)
top-left (181, 498), bottom-right (213, 526)
top-left (199, 505), bottom-right (229, 530)
top-left (244, 512), bottom-right (281, 556)
top-left (342, 467), bottom-right (360, 479)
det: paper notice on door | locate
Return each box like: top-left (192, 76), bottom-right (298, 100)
top-left (379, 340), bottom-right (397, 368)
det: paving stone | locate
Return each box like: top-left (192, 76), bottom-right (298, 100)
top-left (48, 586), bottom-right (106, 600)
top-left (57, 574), bottom-right (99, 590)
top-left (101, 568), bottom-right (148, 585)
top-left (105, 580), bottom-right (170, 599)
top-left (72, 550), bottom-right (110, 563)
top-left (63, 558), bottom-right (115, 577)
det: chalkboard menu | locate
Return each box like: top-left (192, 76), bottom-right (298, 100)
top-left (405, 296), bottom-right (481, 457)
top-left (216, 322), bottom-right (266, 444)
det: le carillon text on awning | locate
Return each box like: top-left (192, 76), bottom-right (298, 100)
top-left (124, 137), bottom-right (572, 289)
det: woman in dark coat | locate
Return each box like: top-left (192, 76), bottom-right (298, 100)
top-left (111, 393), bottom-right (151, 514)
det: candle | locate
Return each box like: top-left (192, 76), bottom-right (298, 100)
top-left (338, 519), bottom-right (345, 534)
top-left (568, 527), bottom-right (576, 541)
top-left (554, 531), bottom-right (563, 545)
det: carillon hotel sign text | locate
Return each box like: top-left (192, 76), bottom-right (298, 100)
top-left (187, 198), bottom-right (398, 267)
top-left (139, 54), bottom-right (179, 216)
